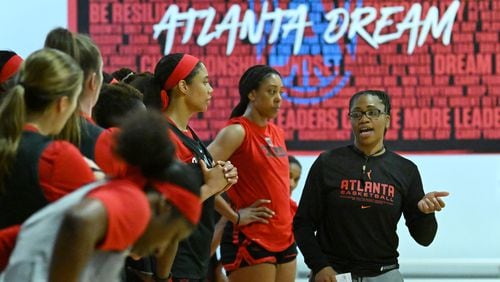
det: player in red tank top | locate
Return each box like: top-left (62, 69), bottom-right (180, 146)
top-left (208, 65), bottom-right (297, 282)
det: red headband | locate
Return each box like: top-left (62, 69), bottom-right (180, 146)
top-left (154, 182), bottom-right (201, 225)
top-left (162, 54), bottom-right (200, 91)
top-left (0, 54), bottom-right (23, 84)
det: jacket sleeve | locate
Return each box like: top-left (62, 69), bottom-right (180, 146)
top-left (403, 165), bottom-right (438, 246)
top-left (293, 154), bottom-right (330, 274)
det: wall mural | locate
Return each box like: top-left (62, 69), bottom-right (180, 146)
top-left (74, 0), bottom-right (500, 152)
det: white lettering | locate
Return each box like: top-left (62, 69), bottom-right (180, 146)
top-left (348, 7), bottom-right (378, 47)
top-left (323, 8), bottom-right (349, 44)
top-left (211, 5), bottom-right (240, 53)
top-left (196, 8), bottom-right (217, 46)
top-left (373, 6), bottom-right (405, 44)
top-left (418, 1), bottom-right (461, 50)
top-left (281, 4), bottom-right (311, 54)
top-left (153, 1), bottom-right (461, 56)
top-left (397, 3), bottom-right (423, 54)
top-left (153, 5), bottom-right (181, 55)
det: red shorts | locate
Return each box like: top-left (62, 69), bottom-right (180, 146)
top-left (220, 222), bottom-right (297, 274)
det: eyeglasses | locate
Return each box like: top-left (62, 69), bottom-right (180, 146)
top-left (348, 109), bottom-right (385, 120)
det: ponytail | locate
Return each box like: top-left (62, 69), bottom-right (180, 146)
top-left (143, 76), bottom-right (164, 111)
top-left (54, 111), bottom-right (81, 146)
top-left (230, 101), bottom-right (248, 118)
top-left (0, 86), bottom-right (26, 192)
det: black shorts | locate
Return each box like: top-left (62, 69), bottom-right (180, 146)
top-left (220, 221), bottom-right (297, 273)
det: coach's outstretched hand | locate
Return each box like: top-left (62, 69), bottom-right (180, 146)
top-left (418, 191), bottom-right (449, 214)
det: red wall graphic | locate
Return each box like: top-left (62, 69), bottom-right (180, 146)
top-left (73, 0), bottom-right (500, 152)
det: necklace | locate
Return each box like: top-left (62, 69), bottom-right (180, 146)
top-left (353, 145), bottom-right (386, 175)
top-left (366, 146), bottom-right (385, 157)
top-left (363, 147), bottom-right (385, 174)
